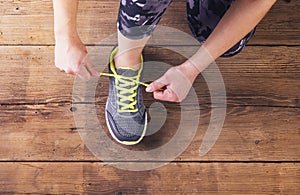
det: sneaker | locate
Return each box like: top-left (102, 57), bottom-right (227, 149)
top-left (105, 47), bottom-right (147, 145)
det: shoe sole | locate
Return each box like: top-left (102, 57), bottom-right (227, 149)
top-left (105, 102), bottom-right (147, 146)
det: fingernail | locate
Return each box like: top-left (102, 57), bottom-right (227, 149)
top-left (146, 85), bottom-right (152, 92)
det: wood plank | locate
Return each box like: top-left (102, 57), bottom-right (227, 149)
top-left (0, 46), bottom-right (74, 104)
top-left (0, 46), bottom-right (299, 107)
top-left (0, 103), bottom-right (299, 161)
top-left (0, 0), bottom-right (299, 45)
top-left (0, 103), bottom-right (85, 161)
top-left (0, 162), bottom-right (298, 194)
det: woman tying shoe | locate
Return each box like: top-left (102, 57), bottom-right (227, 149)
top-left (53, 0), bottom-right (276, 145)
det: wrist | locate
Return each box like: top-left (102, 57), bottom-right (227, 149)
top-left (54, 21), bottom-right (78, 38)
top-left (177, 60), bottom-right (200, 83)
top-left (54, 29), bottom-right (80, 43)
top-left (55, 28), bottom-right (77, 38)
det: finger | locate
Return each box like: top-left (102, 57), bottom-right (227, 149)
top-left (146, 80), bottom-right (166, 92)
top-left (84, 57), bottom-right (99, 77)
top-left (78, 65), bottom-right (91, 81)
top-left (153, 87), bottom-right (180, 102)
top-left (65, 69), bottom-right (76, 75)
top-left (55, 64), bottom-right (64, 72)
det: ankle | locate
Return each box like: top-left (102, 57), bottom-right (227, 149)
top-left (114, 47), bottom-right (143, 70)
top-left (114, 54), bottom-right (141, 70)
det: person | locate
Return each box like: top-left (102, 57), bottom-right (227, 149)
top-left (53, 0), bottom-right (276, 145)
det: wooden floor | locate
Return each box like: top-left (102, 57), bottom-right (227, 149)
top-left (0, 0), bottom-right (299, 194)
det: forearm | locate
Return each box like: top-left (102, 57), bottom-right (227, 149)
top-left (52, 0), bottom-right (79, 37)
top-left (183, 0), bottom-right (276, 79)
top-left (204, 0), bottom-right (276, 60)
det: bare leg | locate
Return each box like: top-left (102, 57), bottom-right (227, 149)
top-left (114, 30), bottom-right (151, 70)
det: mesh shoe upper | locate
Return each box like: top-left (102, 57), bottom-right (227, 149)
top-left (105, 47), bottom-right (147, 145)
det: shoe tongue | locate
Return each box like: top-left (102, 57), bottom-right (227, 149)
top-left (117, 67), bottom-right (138, 77)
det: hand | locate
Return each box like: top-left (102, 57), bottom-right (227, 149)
top-left (54, 34), bottom-right (98, 80)
top-left (146, 65), bottom-right (198, 102)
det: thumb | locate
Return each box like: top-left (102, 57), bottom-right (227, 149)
top-left (146, 80), bottom-right (166, 92)
top-left (86, 60), bottom-right (99, 77)
top-left (83, 55), bottom-right (99, 77)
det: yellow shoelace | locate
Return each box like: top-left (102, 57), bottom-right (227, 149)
top-left (100, 72), bottom-right (149, 113)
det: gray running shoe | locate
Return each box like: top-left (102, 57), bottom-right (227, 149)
top-left (105, 47), bottom-right (147, 145)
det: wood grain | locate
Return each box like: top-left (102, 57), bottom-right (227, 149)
top-left (0, 162), bottom-right (298, 194)
top-left (0, 0), bottom-right (299, 45)
top-left (0, 0), bottom-right (299, 193)
top-left (0, 46), bottom-right (299, 107)
top-left (0, 103), bottom-right (298, 161)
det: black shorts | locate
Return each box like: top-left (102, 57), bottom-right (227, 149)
top-left (117, 0), bottom-right (256, 57)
